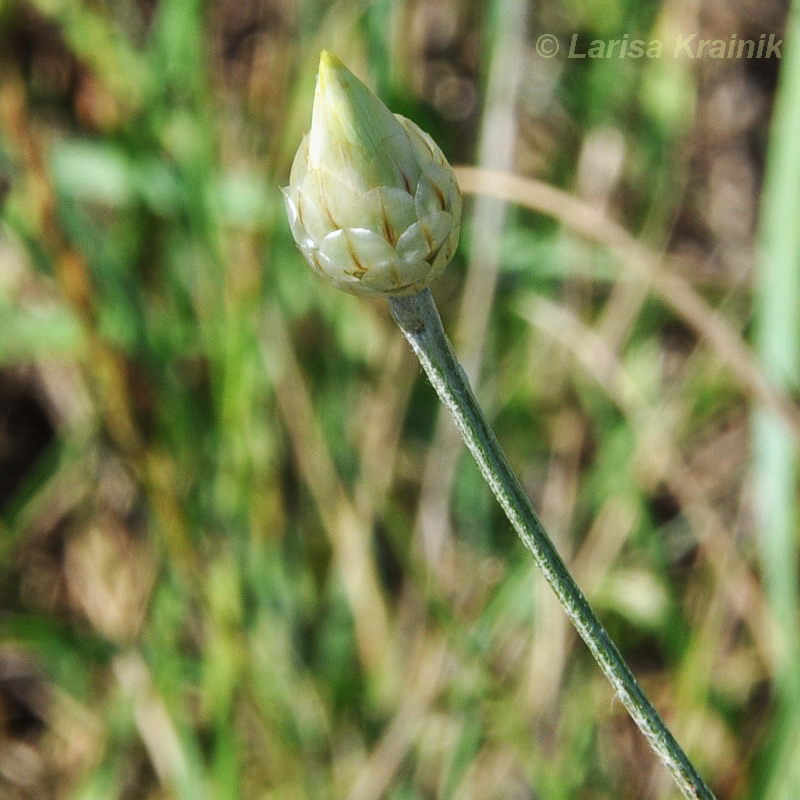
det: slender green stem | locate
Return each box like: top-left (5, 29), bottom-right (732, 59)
top-left (388, 288), bottom-right (715, 800)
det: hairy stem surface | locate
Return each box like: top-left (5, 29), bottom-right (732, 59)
top-left (388, 288), bottom-right (715, 800)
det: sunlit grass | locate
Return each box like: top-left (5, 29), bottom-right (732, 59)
top-left (0, 1), bottom-right (797, 798)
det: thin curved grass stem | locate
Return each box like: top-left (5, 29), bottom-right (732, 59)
top-left (388, 288), bottom-right (716, 800)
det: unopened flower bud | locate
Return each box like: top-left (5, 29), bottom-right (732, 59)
top-left (283, 51), bottom-right (461, 297)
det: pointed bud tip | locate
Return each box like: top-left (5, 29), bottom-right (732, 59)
top-left (319, 50), bottom-right (341, 71)
top-left (317, 50), bottom-right (349, 92)
top-left (310, 50), bottom-right (399, 169)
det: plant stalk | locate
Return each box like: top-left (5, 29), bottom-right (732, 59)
top-left (388, 288), bottom-right (715, 800)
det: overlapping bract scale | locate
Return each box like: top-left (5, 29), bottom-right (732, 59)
top-left (283, 52), bottom-right (462, 298)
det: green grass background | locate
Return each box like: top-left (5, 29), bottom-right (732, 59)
top-left (1, 0), bottom-right (798, 797)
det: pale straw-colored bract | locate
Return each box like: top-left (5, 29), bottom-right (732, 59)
top-left (282, 51), bottom-right (462, 297)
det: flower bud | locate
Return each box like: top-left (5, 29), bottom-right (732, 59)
top-left (283, 51), bottom-right (461, 298)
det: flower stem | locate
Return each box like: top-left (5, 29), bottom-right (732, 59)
top-left (388, 288), bottom-right (716, 800)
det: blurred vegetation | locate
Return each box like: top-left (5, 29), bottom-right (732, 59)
top-left (0, 0), bottom-right (798, 798)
